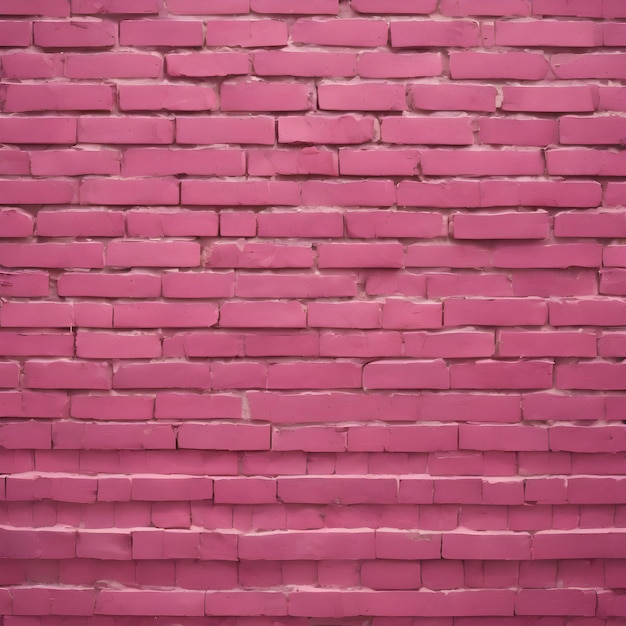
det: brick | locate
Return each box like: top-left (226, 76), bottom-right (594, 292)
top-left (308, 301), bottom-right (381, 329)
top-left (409, 84), bottom-right (497, 112)
top-left (114, 362), bottom-right (211, 390)
top-left (23, 360), bottom-right (111, 390)
top-left (516, 589), bottom-right (596, 616)
top-left (65, 52), bottom-right (161, 77)
top-left (206, 19), bottom-right (288, 47)
top-left (252, 0), bottom-right (338, 12)
top-left (78, 116), bottom-right (174, 144)
top-left (366, 272), bottom-right (427, 296)
top-left (383, 300), bottom-right (443, 330)
top-left (58, 272), bottom-right (160, 298)
top-left (0, 148), bottom-right (30, 174)
top-left (71, 394), bottom-right (154, 421)
top-left (182, 180), bottom-right (299, 206)
top-left (168, 0), bottom-right (249, 13)
top-left (0, 0), bottom-right (69, 15)
top-left (126, 209), bottom-right (220, 236)
top-left (118, 84), bottom-right (217, 111)
top-left (550, 298), bottom-right (626, 326)
top-left (177, 115), bottom-right (275, 145)
top-left (208, 242), bottom-right (313, 268)
top-left (221, 301), bottom-right (306, 328)
top-left (479, 117), bottom-right (558, 146)
top-left (358, 52), bottom-right (442, 78)
top-left (495, 19), bottom-right (601, 47)
top-left (37, 210), bottom-right (123, 237)
top-left (362, 560), bottom-right (421, 590)
top-left (492, 243), bottom-right (601, 268)
top-left (272, 425), bottom-right (346, 452)
top-left (0, 242), bottom-right (103, 269)
top-left (319, 82), bottom-right (407, 111)
top-left (211, 361), bottom-right (266, 389)
top-left (551, 53), bottom-right (626, 80)
top-left (31, 149), bottom-right (120, 176)
top-left (221, 80), bottom-right (313, 112)
top-left (278, 114), bottom-right (376, 144)
top-left (498, 331), bottom-right (596, 357)
top-left (560, 116), bottom-right (626, 145)
top-left (254, 50), bottom-right (356, 77)
top-left (460, 424), bottom-right (549, 451)
top-left (423, 150), bottom-right (544, 177)
top-left (0, 271), bottom-right (49, 297)
top-left (96, 589), bottom-right (205, 616)
top-left (391, 20), bottom-right (480, 47)
top-left (303, 180), bottom-right (395, 207)
top-left (451, 360), bottom-right (553, 390)
top-left (71, 0), bottom-right (160, 12)
top-left (237, 272), bottom-right (355, 298)
top-left (0, 179), bottom-right (78, 205)
top-left (502, 86), bottom-right (597, 112)
top-left (548, 149), bottom-right (626, 177)
top-left (114, 302), bottom-right (218, 328)
top-left (556, 362), bottom-right (626, 390)
top-left (406, 243), bottom-right (490, 267)
top-left (0, 208), bottom-right (33, 237)
top-left (34, 20), bottom-right (115, 47)
top-left (106, 240), bottom-right (200, 268)
top-left (292, 19), bottom-right (388, 47)
top-left (382, 116), bottom-right (474, 145)
top-left (80, 178), bottom-right (180, 207)
top-left (403, 331), bottom-right (495, 358)
top-left (450, 51), bottom-right (547, 79)
top-left (364, 359), bottom-right (449, 389)
top-left (156, 394), bottom-right (242, 421)
top-left (345, 210), bottom-right (443, 237)
top-left (443, 531), bottom-right (531, 560)
top-left (444, 297), bottom-right (547, 326)
top-left (248, 148), bottom-right (338, 176)
top-left (120, 19), bottom-right (203, 46)
top-left (166, 52), bottom-right (249, 76)
top-left (441, 0), bottom-right (530, 14)
top-left (512, 269), bottom-right (597, 296)
top-left (318, 243), bottom-right (403, 268)
top-left (162, 272), bottom-right (234, 298)
top-left (524, 393), bottom-right (604, 423)
top-left (551, 425), bottom-right (626, 453)
top-left (4, 83), bottom-right (115, 113)
top-left (1, 52), bottom-right (63, 78)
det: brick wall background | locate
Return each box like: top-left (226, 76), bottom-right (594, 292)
top-left (1, 0), bottom-right (626, 623)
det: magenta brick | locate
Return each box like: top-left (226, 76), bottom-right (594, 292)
top-left (492, 243), bottom-right (601, 268)
top-left (479, 117), bottom-right (558, 146)
top-left (272, 425), bottom-right (346, 452)
top-left (126, 209), bottom-right (220, 236)
top-left (450, 51), bottom-right (547, 79)
top-left (34, 20), bottom-right (115, 47)
top-left (308, 301), bottom-right (381, 329)
top-left (409, 84), bottom-right (497, 112)
top-left (211, 361), bottom-right (266, 389)
top-left (424, 150), bottom-right (544, 177)
top-left (0, 148), bottom-right (30, 174)
top-left (549, 298), bottom-right (626, 326)
top-left (319, 82), bottom-right (407, 112)
top-left (268, 361), bottom-right (361, 389)
top-left (206, 19), bottom-right (288, 47)
top-left (58, 272), bottom-right (160, 298)
top-left (65, 52), bottom-right (162, 77)
top-left (391, 20), bottom-right (479, 47)
top-left (512, 269), bottom-right (597, 296)
top-left (1, 51), bottom-right (63, 78)
top-left (166, 51), bottom-right (249, 76)
top-left (1, 332), bottom-right (72, 357)
top-left (220, 210), bottom-right (256, 236)
top-left (221, 80), bottom-right (313, 112)
top-left (382, 116), bottom-right (474, 145)
top-left (120, 19), bottom-right (203, 46)
top-left (399, 181), bottom-right (481, 208)
top-left (292, 18), bottom-right (388, 47)
top-left (72, 0), bottom-right (160, 12)
top-left (37, 210), bottom-right (123, 237)
top-left (383, 299), bottom-right (443, 330)
top-left (248, 148), bottom-right (338, 176)
top-left (118, 84), bottom-right (217, 111)
top-left (78, 116), bottom-right (174, 144)
top-left (0, 271), bottom-right (49, 297)
top-left (279, 476), bottom-right (396, 504)
top-left (254, 50), bottom-right (356, 77)
top-left (96, 589), bottom-right (205, 616)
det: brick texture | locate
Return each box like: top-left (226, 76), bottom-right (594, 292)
top-left (0, 0), bottom-right (624, 623)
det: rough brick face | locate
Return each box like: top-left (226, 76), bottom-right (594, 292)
top-left (0, 1), bottom-right (623, 623)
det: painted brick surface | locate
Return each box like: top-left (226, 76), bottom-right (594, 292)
top-left (0, 0), bottom-right (625, 624)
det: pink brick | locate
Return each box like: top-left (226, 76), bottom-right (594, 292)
top-left (257, 212), bottom-right (339, 237)
top-left (502, 86), bottom-right (597, 112)
top-left (318, 243), bottom-right (403, 268)
top-left (106, 240), bottom-right (199, 268)
top-left (391, 20), bottom-right (480, 47)
top-left (0, 0), bottom-right (69, 15)
top-left (403, 331), bottom-right (495, 358)
top-left (206, 19), bottom-right (288, 47)
top-left (409, 84), bottom-right (497, 112)
top-left (358, 52), bottom-right (443, 78)
top-left (443, 531), bottom-right (531, 560)
top-left (364, 359), bottom-right (449, 389)
top-left (0, 271), bottom-right (49, 297)
top-left (248, 147), bottom-right (338, 176)
top-left (382, 116), bottom-right (474, 145)
top-left (450, 51), bottom-right (547, 79)
top-left (552, 53), bottom-right (626, 80)
top-left (302, 180), bottom-right (395, 207)
top-left (118, 84), bottom-right (217, 111)
top-left (211, 361), bottom-right (266, 389)
top-left (479, 117), bottom-right (558, 146)
top-left (125, 147), bottom-right (241, 177)
top-left (65, 52), bottom-right (161, 78)
top-left (0, 179), bottom-right (77, 205)
top-left (399, 181), bottom-right (481, 207)
top-left (362, 560), bottom-right (421, 590)
top-left (556, 362), bottom-right (626, 390)
top-left (162, 272), bottom-right (234, 298)
top-left (114, 302), bottom-right (218, 328)
top-left (34, 20), bottom-right (115, 47)
top-left (1, 332), bottom-right (72, 357)
top-left (168, 0), bottom-right (249, 13)
top-left (126, 209), bottom-right (220, 236)
top-left (0, 208), bottom-right (34, 237)
top-left (423, 150), bottom-right (544, 177)
top-left (71, 394), bottom-right (154, 421)
top-left (182, 180), bottom-right (299, 206)
top-left (220, 301), bottom-right (306, 328)
top-left (244, 331), bottom-right (318, 357)
top-left (0, 148), bottom-right (29, 174)
top-left (177, 423), bottom-right (269, 450)
top-left (278, 114), bottom-right (376, 144)
top-left (441, 0), bottom-right (530, 14)
top-left (96, 589), bottom-right (205, 616)
top-left (221, 80), bottom-right (313, 112)
top-left (0, 301), bottom-right (73, 328)
top-left (220, 210), bottom-right (256, 236)
top-left (4, 83), bottom-right (114, 113)
top-left (78, 116), bottom-right (174, 144)
top-left (23, 360), bottom-right (111, 390)
top-left (560, 116), bottom-right (626, 145)
top-left (37, 210), bottom-right (123, 237)
top-left (279, 476), bottom-right (396, 504)
top-left (495, 19), bottom-right (601, 47)
top-left (444, 297), bottom-right (547, 326)
top-left (254, 50), bottom-right (356, 77)
top-left (208, 242), bottom-right (313, 268)
top-left (177, 116), bottom-right (275, 144)
top-left (72, 0), bottom-right (160, 12)
top-left (120, 19), bottom-right (203, 46)
top-left (76, 332), bottom-right (161, 359)
top-left (512, 269), bottom-right (597, 296)
top-left (460, 424), bottom-right (549, 451)
top-left (516, 589), bottom-right (596, 616)
top-left (114, 362), bottom-right (211, 390)
top-left (383, 300), bottom-right (443, 330)
top-left (499, 331), bottom-right (596, 358)
top-left (0, 242), bottom-right (103, 269)
top-left (272, 425), bottom-right (346, 452)
top-left (366, 271), bottom-right (428, 296)
top-left (268, 361), bottom-right (361, 389)
top-left (166, 51), bottom-right (249, 76)
top-left (451, 360), bottom-right (553, 390)
top-left (550, 298), bottom-right (626, 326)
top-left (292, 19), bottom-right (388, 47)
top-left (0, 20), bottom-right (31, 46)
top-left (31, 149), bottom-right (120, 176)
top-left (251, 0), bottom-right (338, 12)
top-left (2, 52), bottom-right (63, 78)
top-left (58, 272), bottom-right (160, 298)
top-left (492, 243), bottom-right (601, 268)
top-left (319, 82), bottom-right (407, 112)
top-left (237, 272), bottom-right (355, 298)
top-left (346, 210), bottom-right (443, 237)
top-left (308, 302), bottom-right (382, 329)
top-left (80, 178), bottom-right (179, 206)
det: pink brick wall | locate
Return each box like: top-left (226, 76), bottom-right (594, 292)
top-left (0, 0), bottom-right (625, 623)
